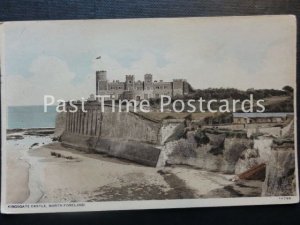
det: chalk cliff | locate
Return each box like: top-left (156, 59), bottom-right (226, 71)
top-left (164, 130), bottom-right (253, 174)
top-left (262, 146), bottom-right (296, 196)
top-left (56, 103), bottom-right (296, 197)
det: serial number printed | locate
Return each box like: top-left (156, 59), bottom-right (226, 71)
top-left (278, 196), bottom-right (292, 200)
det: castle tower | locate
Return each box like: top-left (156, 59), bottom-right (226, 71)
top-left (144, 73), bottom-right (153, 89)
top-left (183, 80), bottom-right (190, 95)
top-left (172, 79), bottom-right (184, 96)
top-left (144, 74), bottom-right (153, 84)
top-left (125, 75), bottom-right (135, 91)
top-left (96, 70), bottom-right (107, 95)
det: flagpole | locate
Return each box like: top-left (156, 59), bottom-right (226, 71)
top-left (96, 56), bottom-right (101, 70)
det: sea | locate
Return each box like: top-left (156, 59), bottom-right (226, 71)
top-left (7, 105), bottom-right (57, 129)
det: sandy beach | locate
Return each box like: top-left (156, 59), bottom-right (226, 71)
top-left (5, 132), bottom-right (262, 204)
top-left (6, 149), bottom-right (30, 203)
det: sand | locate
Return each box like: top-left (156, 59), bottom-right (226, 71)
top-left (5, 133), bottom-right (262, 204)
top-left (6, 149), bottom-right (30, 203)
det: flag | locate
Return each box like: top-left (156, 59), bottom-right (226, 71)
top-left (96, 56), bottom-right (101, 59)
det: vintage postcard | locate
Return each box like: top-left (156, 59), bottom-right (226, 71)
top-left (0, 15), bottom-right (298, 213)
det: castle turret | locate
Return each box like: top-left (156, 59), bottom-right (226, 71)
top-left (172, 79), bottom-right (184, 96)
top-left (96, 70), bottom-right (107, 95)
top-left (144, 74), bottom-right (153, 83)
top-left (125, 75), bottom-right (135, 91)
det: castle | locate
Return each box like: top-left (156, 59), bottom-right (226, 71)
top-left (96, 70), bottom-right (190, 100)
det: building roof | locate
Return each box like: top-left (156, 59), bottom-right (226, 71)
top-left (233, 112), bottom-right (294, 118)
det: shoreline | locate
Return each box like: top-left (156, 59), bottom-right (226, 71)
top-left (5, 130), bottom-right (54, 204)
top-left (5, 131), bottom-right (263, 204)
top-left (6, 148), bottom-right (30, 203)
top-left (7, 128), bottom-right (55, 134)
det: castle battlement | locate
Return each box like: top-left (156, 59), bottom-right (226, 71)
top-left (96, 71), bottom-right (190, 100)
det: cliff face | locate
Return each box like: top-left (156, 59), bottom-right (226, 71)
top-left (253, 137), bottom-right (273, 162)
top-left (234, 136), bottom-right (273, 175)
top-left (262, 148), bottom-right (296, 196)
top-left (57, 104), bottom-right (296, 193)
top-left (261, 120), bottom-right (296, 196)
top-left (164, 131), bottom-right (253, 174)
top-left (235, 148), bottom-right (262, 174)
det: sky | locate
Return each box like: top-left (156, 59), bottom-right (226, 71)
top-left (1, 15), bottom-right (296, 106)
